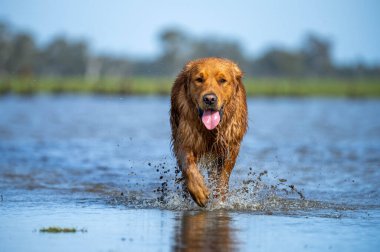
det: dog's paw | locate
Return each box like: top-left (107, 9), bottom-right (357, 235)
top-left (185, 168), bottom-right (210, 207)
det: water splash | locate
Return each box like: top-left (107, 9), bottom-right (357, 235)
top-left (104, 160), bottom-right (363, 218)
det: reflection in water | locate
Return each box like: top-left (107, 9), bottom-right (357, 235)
top-left (173, 211), bottom-right (239, 252)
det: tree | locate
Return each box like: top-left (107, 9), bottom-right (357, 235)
top-left (1, 20), bottom-right (379, 78)
top-left (156, 28), bottom-right (247, 76)
top-left (37, 37), bottom-right (88, 76)
top-left (0, 22), bottom-right (36, 76)
top-left (190, 37), bottom-right (246, 65)
top-left (253, 48), bottom-right (305, 76)
top-left (156, 28), bottom-right (191, 75)
top-left (9, 33), bottom-right (36, 75)
top-left (0, 22), bottom-right (13, 75)
top-left (302, 33), bottom-right (333, 76)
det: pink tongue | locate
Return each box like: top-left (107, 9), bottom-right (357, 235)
top-left (202, 110), bottom-right (220, 130)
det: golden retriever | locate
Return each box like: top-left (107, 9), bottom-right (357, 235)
top-left (170, 57), bottom-right (248, 207)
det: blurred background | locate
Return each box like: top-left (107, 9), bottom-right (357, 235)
top-left (0, 0), bottom-right (379, 96)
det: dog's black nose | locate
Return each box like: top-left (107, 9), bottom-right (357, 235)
top-left (203, 93), bottom-right (218, 106)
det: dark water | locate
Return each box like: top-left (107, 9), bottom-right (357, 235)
top-left (0, 95), bottom-right (380, 251)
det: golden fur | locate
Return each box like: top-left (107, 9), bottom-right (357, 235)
top-left (170, 57), bottom-right (248, 207)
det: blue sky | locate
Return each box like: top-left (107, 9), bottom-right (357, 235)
top-left (1, 0), bottom-right (379, 65)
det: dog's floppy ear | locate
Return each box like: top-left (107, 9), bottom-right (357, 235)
top-left (232, 62), bottom-right (243, 82)
top-left (184, 60), bottom-right (195, 72)
top-left (181, 60), bottom-right (196, 90)
top-left (184, 60), bottom-right (195, 83)
top-left (172, 60), bottom-right (196, 99)
top-left (232, 62), bottom-right (244, 92)
top-left (174, 61), bottom-right (193, 87)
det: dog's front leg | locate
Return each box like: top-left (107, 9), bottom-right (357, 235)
top-left (215, 146), bottom-right (240, 201)
top-left (180, 151), bottom-right (210, 207)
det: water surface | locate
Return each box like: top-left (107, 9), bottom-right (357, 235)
top-left (0, 95), bottom-right (379, 251)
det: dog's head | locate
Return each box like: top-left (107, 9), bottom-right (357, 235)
top-left (183, 58), bottom-right (243, 130)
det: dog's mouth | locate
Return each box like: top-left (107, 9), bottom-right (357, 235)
top-left (198, 106), bottom-right (224, 130)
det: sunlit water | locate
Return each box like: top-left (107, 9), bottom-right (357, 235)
top-left (0, 95), bottom-right (380, 251)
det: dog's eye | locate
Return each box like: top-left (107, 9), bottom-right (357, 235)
top-left (219, 78), bottom-right (227, 84)
top-left (195, 77), bottom-right (204, 83)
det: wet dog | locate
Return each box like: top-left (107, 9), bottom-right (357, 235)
top-left (170, 58), bottom-right (248, 207)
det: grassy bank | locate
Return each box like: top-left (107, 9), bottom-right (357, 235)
top-left (1, 77), bottom-right (380, 97)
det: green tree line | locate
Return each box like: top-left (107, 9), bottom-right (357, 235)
top-left (1, 21), bottom-right (379, 78)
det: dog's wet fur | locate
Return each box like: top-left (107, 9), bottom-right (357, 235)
top-left (170, 58), bottom-right (248, 207)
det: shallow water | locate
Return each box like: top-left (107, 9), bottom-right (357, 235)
top-left (0, 95), bottom-right (380, 251)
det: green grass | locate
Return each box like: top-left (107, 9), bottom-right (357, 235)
top-left (244, 78), bottom-right (380, 97)
top-left (1, 76), bottom-right (380, 97)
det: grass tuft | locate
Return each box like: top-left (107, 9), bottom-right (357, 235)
top-left (39, 227), bottom-right (87, 233)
